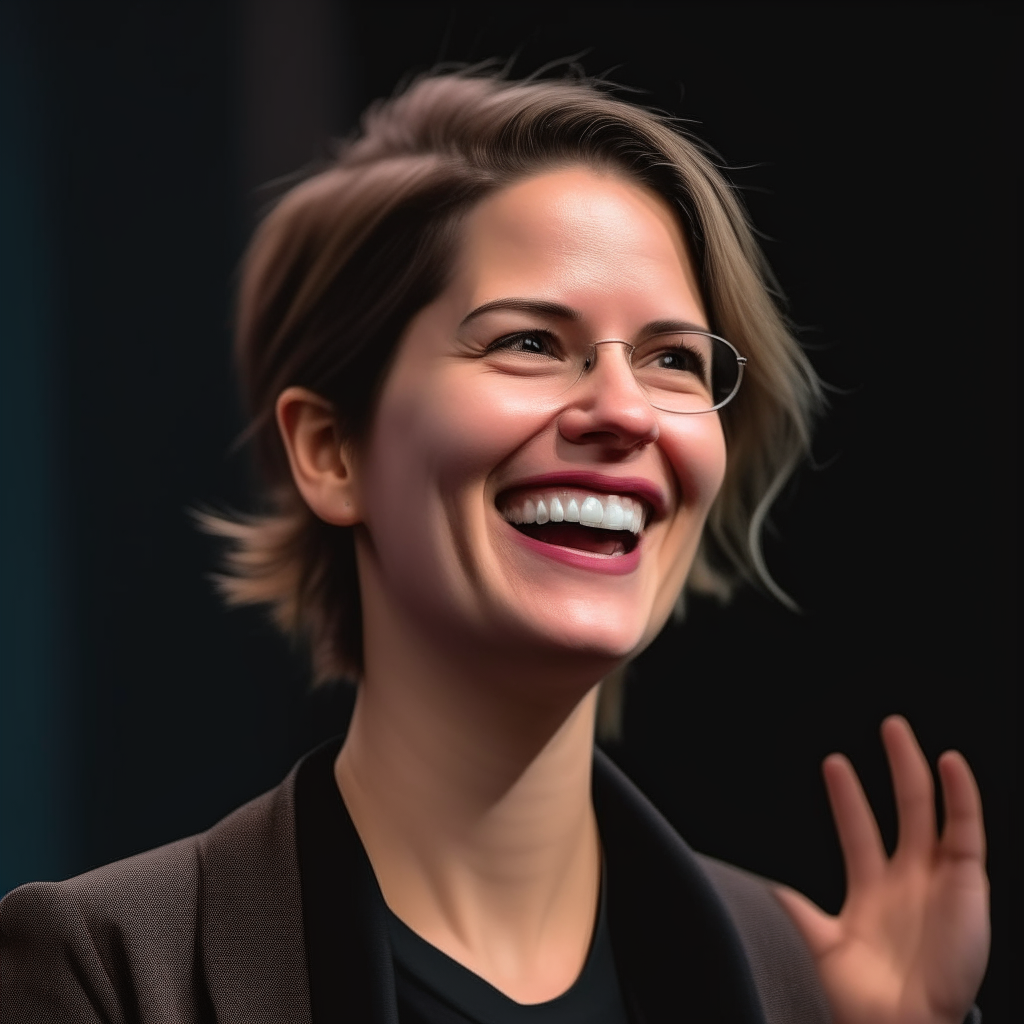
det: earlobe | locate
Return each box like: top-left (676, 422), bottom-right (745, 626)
top-left (275, 386), bottom-right (362, 526)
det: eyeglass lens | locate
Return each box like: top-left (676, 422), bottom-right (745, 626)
top-left (582, 333), bottom-right (743, 413)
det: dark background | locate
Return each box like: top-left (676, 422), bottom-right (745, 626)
top-left (0, 1), bottom-right (1017, 1018)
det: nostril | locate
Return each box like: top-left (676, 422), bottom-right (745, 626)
top-left (558, 399), bottom-right (659, 443)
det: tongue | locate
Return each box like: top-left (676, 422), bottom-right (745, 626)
top-left (517, 523), bottom-right (628, 556)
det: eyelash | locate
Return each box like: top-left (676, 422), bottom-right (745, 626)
top-left (487, 330), bottom-right (560, 356)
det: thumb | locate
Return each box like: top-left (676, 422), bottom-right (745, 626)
top-left (773, 884), bottom-right (842, 959)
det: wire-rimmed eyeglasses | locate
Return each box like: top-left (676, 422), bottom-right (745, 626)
top-left (484, 330), bottom-right (747, 414)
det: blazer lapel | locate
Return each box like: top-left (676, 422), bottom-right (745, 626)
top-left (195, 740), bottom-right (400, 1024)
top-left (594, 750), bottom-right (768, 1024)
top-left (197, 765), bottom-right (313, 1023)
top-left (294, 739), bottom-right (401, 1024)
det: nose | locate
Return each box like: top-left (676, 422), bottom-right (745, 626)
top-left (557, 341), bottom-right (660, 451)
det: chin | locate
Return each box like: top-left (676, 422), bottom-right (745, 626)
top-left (526, 600), bottom-right (653, 666)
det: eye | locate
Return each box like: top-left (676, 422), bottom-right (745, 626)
top-left (655, 348), bottom-right (704, 374)
top-left (487, 330), bottom-right (558, 357)
top-left (635, 336), bottom-right (710, 382)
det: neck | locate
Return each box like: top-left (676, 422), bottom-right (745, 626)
top-left (335, 570), bottom-right (605, 1004)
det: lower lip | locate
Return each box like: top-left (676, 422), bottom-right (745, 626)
top-left (503, 521), bottom-right (642, 575)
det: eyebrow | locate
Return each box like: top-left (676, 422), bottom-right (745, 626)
top-left (458, 299), bottom-right (708, 336)
top-left (641, 318), bottom-right (712, 337)
top-left (459, 298), bottom-right (582, 329)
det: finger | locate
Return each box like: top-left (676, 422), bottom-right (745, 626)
top-left (938, 750), bottom-right (987, 862)
top-left (822, 753), bottom-right (887, 889)
top-left (881, 715), bottom-right (937, 860)
top-left (772, 884), bottom-right (843, 959)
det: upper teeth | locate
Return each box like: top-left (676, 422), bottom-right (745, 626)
top-left (502, 491), bottom-right (646, 535)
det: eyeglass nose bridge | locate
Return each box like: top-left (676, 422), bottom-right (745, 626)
top-left (568, 338), bottom-right (668, 415)
top-left (579, 338), bottom-right (637, 375)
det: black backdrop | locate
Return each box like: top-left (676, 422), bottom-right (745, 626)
top-left (0, 2), bottom-right (1017, 1019)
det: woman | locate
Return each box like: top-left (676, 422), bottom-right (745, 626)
top-left (0, 71), bottom-right (989, 1024)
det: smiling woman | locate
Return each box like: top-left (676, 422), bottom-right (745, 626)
top-left (0, 71), bottom-right (989, 1024)
top-left (214, 73), bottom-right (819, 688)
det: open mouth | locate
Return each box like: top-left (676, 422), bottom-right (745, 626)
top-left (497, 489), bottom-right (648, 557)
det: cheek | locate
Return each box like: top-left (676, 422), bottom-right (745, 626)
top-left (638, 416), bottom-right (727, 649)
top-left (660, 414), bottom-right (728, 513)
top-left (357, 368), bottom-right (571, 640)
top-left (357, 370), bottom-right (556, 574)
top-left (373, 365), bottom-right (559, 490)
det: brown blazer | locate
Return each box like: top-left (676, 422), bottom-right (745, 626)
top-left (0, 744), bottom-right (832, 1023)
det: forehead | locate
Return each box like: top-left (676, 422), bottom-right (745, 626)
top-left (451, 166), bottom-right (706, 328)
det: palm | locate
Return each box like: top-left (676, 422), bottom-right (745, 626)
top-left (775, 717), bottom-right (989, 1024)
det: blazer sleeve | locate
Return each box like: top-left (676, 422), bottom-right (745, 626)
top-left (1, 881), bottom-right (118, 1023)
top-left (697, 855), bottom-right (833, 1024)
top-left (0, 838), bottom-right (205, 1024)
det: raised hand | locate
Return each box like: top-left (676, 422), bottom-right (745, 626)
top-left (774, 716), bottom-right (989, 1024)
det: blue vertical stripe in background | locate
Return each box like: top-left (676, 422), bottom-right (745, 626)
top-left (0, 1), bottom-right (73, 894)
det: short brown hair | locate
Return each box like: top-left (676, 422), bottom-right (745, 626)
top-left (203, 70), bottom-right (822, 683)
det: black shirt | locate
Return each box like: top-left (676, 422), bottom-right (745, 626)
top-left (387, 871), bottom-right (629, 1024)
top-left (295, 737), bottom-right (629, 1023)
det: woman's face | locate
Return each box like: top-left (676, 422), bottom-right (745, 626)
top-left (352, 166), bottom-right (727, 674)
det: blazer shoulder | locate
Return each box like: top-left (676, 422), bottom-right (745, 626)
top-left (696, 855), bottom-right (832, 1024)
top-left (0, 773), bottom-right (300, 1024)
top-left (0, 835), bottom-right (204, 1024)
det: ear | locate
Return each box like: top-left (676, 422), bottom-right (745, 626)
top-left (275, 386), bottom-right (361, 527)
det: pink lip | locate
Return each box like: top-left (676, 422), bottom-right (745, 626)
top-left (498, 471), bottom-right (669, 520)
top-left (502, 519), bottom-right (643, 575)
